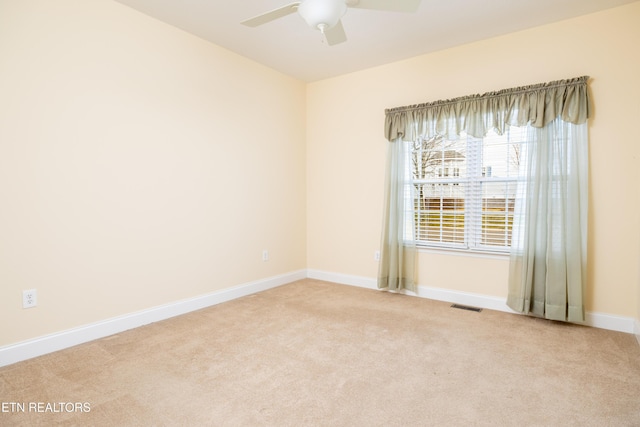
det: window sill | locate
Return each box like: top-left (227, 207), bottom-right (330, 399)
top-left (416, 245), bottom-right (510, 260)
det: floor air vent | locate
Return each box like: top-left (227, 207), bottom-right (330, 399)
top-left (451, 304), bottom-right (483, 312)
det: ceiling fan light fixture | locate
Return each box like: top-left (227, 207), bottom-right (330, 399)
top-left (298, 0), bottom-right (347, 31)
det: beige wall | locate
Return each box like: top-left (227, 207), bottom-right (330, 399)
top-left (0, 0), bottom-right (307, 346)
top-left (307, 3), bottom-right (640, 317)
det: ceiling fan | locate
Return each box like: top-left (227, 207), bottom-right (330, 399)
top-left (241, 0), bottom-right (422, 46)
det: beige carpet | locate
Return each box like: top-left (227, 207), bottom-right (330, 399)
top-left (1, 279), bottom-right (639, 426)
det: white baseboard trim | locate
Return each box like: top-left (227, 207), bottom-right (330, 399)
top-left (584, 312), bottom-right (637, 334)
top-left (0, 270), bottom-right (306, 368)
top-left (307, 269), bottom-right (377, 290)
top-left (307, 270), bottom-right (637, 334)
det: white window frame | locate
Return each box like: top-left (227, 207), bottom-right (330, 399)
top-left (407, 128), bottom-right (525, 254)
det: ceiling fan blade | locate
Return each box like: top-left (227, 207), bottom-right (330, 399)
top-left (323, 20), bottom-right (347, 46)
top-left (241, 2), bottom-right (301, 27)
top-left (347, 0), bottom-right (421, 13)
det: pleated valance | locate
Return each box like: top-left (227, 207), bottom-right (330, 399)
top-left (384, 76), bottom-right (590, 141)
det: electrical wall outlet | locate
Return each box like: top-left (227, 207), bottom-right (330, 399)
top-left (262, 250), bottom-right (269, 262)
top-left (23, 289), bottom-right (37, 309)
top-left (374, 250), bottom-right (380, 262)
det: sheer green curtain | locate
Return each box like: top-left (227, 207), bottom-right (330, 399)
top-left (507, 119), bottom-right (588, 322)
top-left (378, 137), bottom-right (417, 292)
top-left (381, 76), bottom-right (590, 317)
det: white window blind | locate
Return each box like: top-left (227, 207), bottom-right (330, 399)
top-left (408, 126), bottom-right (526, 252)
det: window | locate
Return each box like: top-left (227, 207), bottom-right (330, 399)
top-left (408, 126), bottom-right (526, 252)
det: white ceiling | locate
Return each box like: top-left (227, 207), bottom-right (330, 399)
top-left (113, 0), bottom-right (637, 82)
